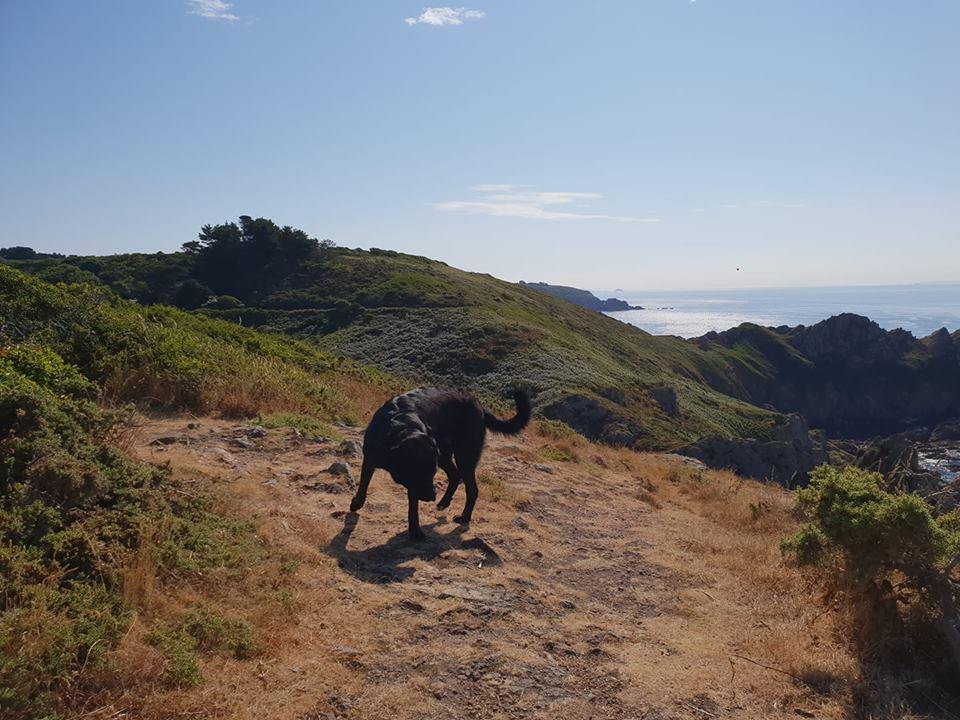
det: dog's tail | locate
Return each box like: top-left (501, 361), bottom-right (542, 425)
top-left (484, 388), bottom-right (531, 435)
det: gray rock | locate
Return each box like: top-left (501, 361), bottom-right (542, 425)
top-left (327, 462), bottom-right (355, 486)
top-left (208, 447), bottom-right (237, 466)
top-left (151, 436), bottom-right (179, 446)
top-left (857, 433), bottom-right (949, 504)
top-left (231, 436), bottom-right (256, 449)
top-left (339, 440), bottom-right (363, 457)
top-left (242, 425), bottom-right (269, 438)
top-left (533, 464), bottom-right (555, 474)
top-left (664, 454), bottom-right (707, 470)
top-left (650, 386), bottom-right (679, 417)
top-left (678, 414), bottom-right (827, 486)
top-left (932, 418), bottom-right (960, 442)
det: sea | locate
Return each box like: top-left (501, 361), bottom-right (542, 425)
top-left (600, 282), bottom-right (960, 339)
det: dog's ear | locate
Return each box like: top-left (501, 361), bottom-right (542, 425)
top-left (390, 433), bottom-right (438, 469)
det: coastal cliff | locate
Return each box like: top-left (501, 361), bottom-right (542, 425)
top-left (518, 281), bottom-right (641, 312)
top-left (696, 313), bottom-right (960, 438)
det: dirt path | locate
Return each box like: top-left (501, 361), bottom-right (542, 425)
top-left (123, 417), bottom-right (849, 720)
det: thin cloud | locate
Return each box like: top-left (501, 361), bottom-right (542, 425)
top-left (435, 186), bottom-right (661, 223)
top-left (405, 7), bottom-right (486, 26)
top-left (187, 0), bottom-right (239, 21)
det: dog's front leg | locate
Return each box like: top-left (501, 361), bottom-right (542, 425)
top-left (349, 460), bottom-right (374, 513)
top-left (407, 492), bottom-right (425, 542)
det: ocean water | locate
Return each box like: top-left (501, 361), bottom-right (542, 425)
top-left (601, 283), bottom-right (960, 339)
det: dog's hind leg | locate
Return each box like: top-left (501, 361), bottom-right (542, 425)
top-left (349, 459), bottom-right (375, 513)
top-left (408, 491), bottom-right (425, 542)
top-left (453, 458), bottom-right (479, 525)
top-left (436, 452), bottom-right (460, 510)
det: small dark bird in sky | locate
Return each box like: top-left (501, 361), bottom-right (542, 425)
top-left (736, 267), bottom-right (740, 271)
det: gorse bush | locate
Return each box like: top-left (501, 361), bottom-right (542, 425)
top-left (0, 265), bottom-right (394, 716)
top-left (782, 465), bottom-right (960, 677)
top-left (0, 264), bottom-right (393, 422)
top-left (0, 340), bottom-right (269, 715)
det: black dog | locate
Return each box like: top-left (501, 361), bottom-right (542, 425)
top-left (349, 388), bottom-right (530, 541)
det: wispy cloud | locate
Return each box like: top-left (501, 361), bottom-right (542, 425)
top-left (435, 185), bottom-right (661, 223)
top-left (404, 7), bottom-right (486, 27)
top-left (187, 0), bottom-right (239, 21)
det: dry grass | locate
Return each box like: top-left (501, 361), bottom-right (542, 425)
top-left (56, 414), bottom-right (910, 720)
top-left (477, 470), bottom-right (532, 509)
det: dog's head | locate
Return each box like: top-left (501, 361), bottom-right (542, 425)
top-left (389, 431), bottom-right (438, 502)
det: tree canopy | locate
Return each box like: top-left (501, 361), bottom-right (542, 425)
top-left (184, 216), bottom-right (332, 303)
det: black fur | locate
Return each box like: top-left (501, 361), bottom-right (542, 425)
top-left (349, 388), bottom-right (531, 541)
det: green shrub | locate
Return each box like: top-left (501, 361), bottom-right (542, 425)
top-left (257, 411), bottom-right (336, 439)
top-left (146, 606), bottom-right (258, 687)
top-left (782, 465), bottom-right (960, 677)
top-left (0, 339), bottom-right (264, 715)
top-left (146, 626), bottom-right (202, 687)
top-left (202, 294), bottom-right (244, 310)
top-left (534, 419), bottom-right (586, 445)
top-left (0, 264), bottom-right (392, 422)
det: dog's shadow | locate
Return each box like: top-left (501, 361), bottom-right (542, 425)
top-left (327, 513), bottom-right (469, 583)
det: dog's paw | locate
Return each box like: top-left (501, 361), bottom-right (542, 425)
top-left (453, 514), bottom-right (471, 525)
top-left (436, 497), bottom-right (451, 510)
top-left (349, 496), bottom-right (365, 513)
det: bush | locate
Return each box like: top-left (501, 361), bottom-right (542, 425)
top-left (782, 465), bottom-right (960, 678)
top-left (0, 264), bottom-right (392, 422)
top-left (202, 294), bottom-right (244, 310)
top-left (0, 343), bottom-right (270, 715)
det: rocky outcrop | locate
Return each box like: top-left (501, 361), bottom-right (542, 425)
top-left (678, 414), bottom-right (828, 486)
top-left (541, 394), bottom-right (646, 447)
top-left (696, 314), bottom-right (960, 438)
top-left (649, 386), bottom-right (679, 417)
top-left (931, 418), bottom-right (960, 442)
top-left (855, 432), bottom-right (956, 510)
top-left (519, 281), bottom-right (642, 312)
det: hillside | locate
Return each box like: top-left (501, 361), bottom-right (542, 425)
top-left (5, 218), bottom-right (958, 457)
top-left (1, 227), bottom-right (778, 451)
top-left (0, 264), bottom-right (397, 716)
top-left (100, 412), bottom-right (867, 720)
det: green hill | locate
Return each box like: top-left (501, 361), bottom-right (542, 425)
top-left (2, 229), bottom-right (778, 449)
top-left (9, 216), bottom-right (956, 451)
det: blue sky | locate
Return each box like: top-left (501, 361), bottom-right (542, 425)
top-left (1, 1), bottom-right (957, 290)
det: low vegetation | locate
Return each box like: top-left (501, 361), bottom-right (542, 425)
top-left (783, 465), bottom-right (960, 685)
top-left (0, 265), bottom-right (395, 717)
top-left (0, 343), bottom-right (257, 714)
top-left (0, 263), bottom-right (396, 422)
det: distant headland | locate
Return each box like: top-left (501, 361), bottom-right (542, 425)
top-left (519, 281), bottom-right (642, 312)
